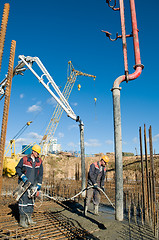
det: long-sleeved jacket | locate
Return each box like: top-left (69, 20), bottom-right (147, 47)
top-left (87, 161), bottom-right (106, 187)
top-left (16, 154), bottom-right (43, 186)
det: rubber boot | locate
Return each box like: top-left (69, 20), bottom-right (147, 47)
top-left (19, 214), bottom-right (28, 228)
top-left (94, 205), bottom-right (99, 215)
top-left (27, 213), bottom-right (37, 225)
top-left (84, 206), bottom-right (88, 216)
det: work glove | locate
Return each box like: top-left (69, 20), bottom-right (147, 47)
top-left (28, 186), bottom-right (38, 198)
top-left (93, 183), bottom-right (98, 189)
top-left (37, 183), bottom-right (41, 191)
top-left (101, 186), bottom-right (105, 192)
top-left (36, 191), bottom-right (42, 198)
top-left (21, 174), bottom-right (28, 183)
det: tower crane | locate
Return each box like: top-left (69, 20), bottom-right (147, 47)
top-left (40, 61), bottom-right (96, 155)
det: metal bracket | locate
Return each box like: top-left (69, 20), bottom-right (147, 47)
top-left (106, 0), bottom-right (120, 11)
top-left (102, 30), bottom-right (133, 42)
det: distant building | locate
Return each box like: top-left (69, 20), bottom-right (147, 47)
top-left (43, 138), bottom-right (61, 155)
top-left (49, 138), bottom-right (61, 153)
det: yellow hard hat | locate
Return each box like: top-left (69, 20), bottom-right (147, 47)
top-left (32, 144), bottom-right (41, 154)
top-left (101, 155), bottom-right (109, 163)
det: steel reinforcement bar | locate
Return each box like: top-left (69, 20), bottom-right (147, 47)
top-left (0, 201), bottom-right (98, 239)
top-left (0, 3), bottom-right (10, 72)
top-left (0, 40), bottom-right (16, 195)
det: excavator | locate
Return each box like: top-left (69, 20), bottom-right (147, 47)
top-left (3, 121), bottom-right (33, 177)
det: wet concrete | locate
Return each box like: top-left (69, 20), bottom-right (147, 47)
top-left (56, 200), bottom-right (156, 240)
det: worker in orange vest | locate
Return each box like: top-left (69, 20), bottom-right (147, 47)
top-left (16, 144), bottom-right (43, 228)
top-left (84, 155), bottom-right (109, 216)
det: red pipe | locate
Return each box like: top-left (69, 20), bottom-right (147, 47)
top-left (119, 0), bottom-right (129, 78)
top-left (130, 0), bottom-right (141, 66)
top-left (128, 0), bottom-right (143, 80)
top-left (113, 0), bottom-right (143, 88)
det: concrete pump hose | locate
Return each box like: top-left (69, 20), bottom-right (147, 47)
top-left (44, 185), bottom-right (115, 209)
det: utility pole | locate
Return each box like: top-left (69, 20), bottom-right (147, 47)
top-left (103, 0), bottom-right (144, 221)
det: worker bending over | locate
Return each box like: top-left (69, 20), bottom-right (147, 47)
top-left (16, 144), bottom-right (43, 228)
top-left (84, 155), bottom-right (109, 216)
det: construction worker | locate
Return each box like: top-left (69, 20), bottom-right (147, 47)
top-left (15, 144), bottom-right (43, 228)
top-left (84, 155), bottom-right (109, 216)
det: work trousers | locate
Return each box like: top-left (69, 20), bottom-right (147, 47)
top-left (85, 185), bottom-right (101, 207)
top-left (18, 190), bottom-right (34, 215)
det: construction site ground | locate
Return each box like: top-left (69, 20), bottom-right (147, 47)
top-left (0, 196), bottom-right (156, 240)
top-left (1, 153), bottom-right (159, 239)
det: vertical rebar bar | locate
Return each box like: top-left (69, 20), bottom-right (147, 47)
top-left (128, 193), bottom-right (131, 223)
top-left (0, 3), bottom-right (10, 71)
top-left (0, 40), bottom-right (16, 195)
top-left (155, 206), bottom-right (158, 239)
top-left (149, 126), bottom-right (156, 204)
top-left (149, 170), bottom-right (153, 226)
top-left (149, 125), bottom-right (157, 236)
top-left (134, 194), bottom-right (137, 224)
top-left (124, 191), bottom-right (127, 213)
top-left (139, 127), bottom-right (145, 220)
top-left (144, 124), bottom-right (151, 221)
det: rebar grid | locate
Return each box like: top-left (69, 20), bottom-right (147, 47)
top-left (0, 201), bottom-right (97, 240)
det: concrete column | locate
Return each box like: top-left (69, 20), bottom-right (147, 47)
top-left (112, 87), bottom-right (123, 221)
top-left (79, 121), bottom-right (86, 197)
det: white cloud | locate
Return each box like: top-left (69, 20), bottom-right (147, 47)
top-left (67, 142), bottom-right (77, 147)
top-left (47, 97), bottom-right (56, 106)
top-left (58, 132), bottom-right (64, 138)
top-left (85, 139), bottom-right (101, 147)
top-left (105, 140), bottom-right (113, 145)
top-left (36, 101), bottom-right (42, 105)
top-left (20, 93), bottom-right (24, 99)
top-left (68, 124), bottom-right (78, 130)
top-left (152, 134), bottom-right (159, 142)
top-left (27, 132), bottom-right (43, 142)
top-left (71, 102), bottom-right (78, 106)
top-left (15, 138), bottom-right (28, 145)
top-left (27, 104), bottom-right (42, 113)
top-left (13, 132), bottom-right (42, 151)
top-left (133, 137), bottom-right (138, 144)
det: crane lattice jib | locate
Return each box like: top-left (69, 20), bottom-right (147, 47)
top-left (41, 61), bottom-right (96, 154)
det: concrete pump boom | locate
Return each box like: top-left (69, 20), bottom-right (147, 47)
top-left (18, 55), bottom-right (77, 121)
top-left (18, 55), bottom-right (88, 194)
top-left (0, 55), bottom-right (92, 195)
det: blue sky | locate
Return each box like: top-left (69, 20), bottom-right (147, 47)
top-left (0, 0), bottom-right (159, 155)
